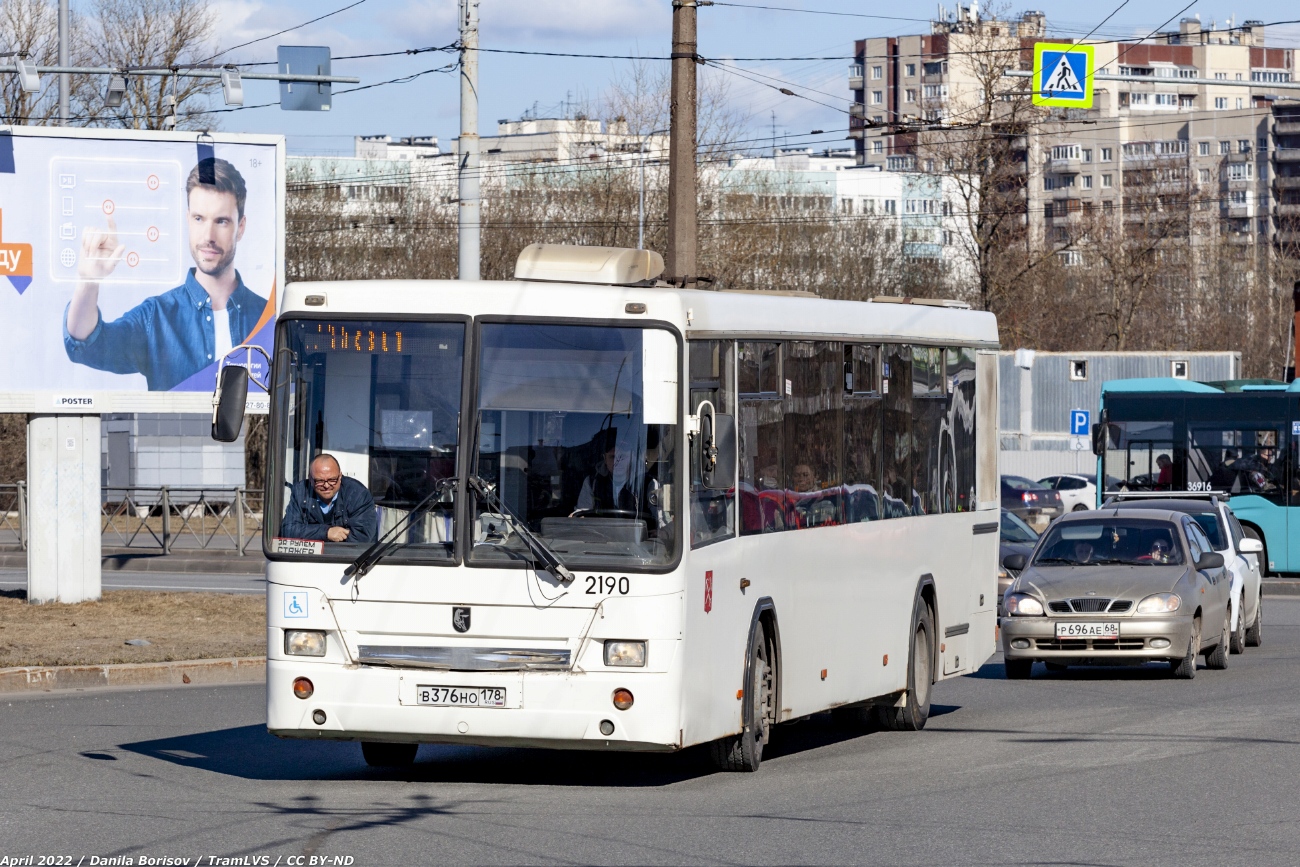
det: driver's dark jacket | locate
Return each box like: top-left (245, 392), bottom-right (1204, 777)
top-left (578, 468), bottom-right (639, 512)
top-left (281, 477), bottom-right (379, 543)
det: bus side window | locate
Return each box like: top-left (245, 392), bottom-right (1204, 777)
top-left (882, 344), bottom-right (913, 517)
top-left (738, 341), bottom-right (785, 535)
top-left (912, 346), bottom-right (945, 516)
top-left (949, 347), bottom-right (978, 512)
top-left (784, 341), bottom-right (843, 529)
top-left (690, 340), bottom-right (736, 548)
top-left (844, 345), bottom-right (883, 522)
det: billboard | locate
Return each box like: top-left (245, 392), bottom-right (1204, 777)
top-left (0, 127), bottom-right (283, 412)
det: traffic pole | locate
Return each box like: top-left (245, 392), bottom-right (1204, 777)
top-left (57, 0), bottom-right (68, 124)
top-left (458, 0), bottom-right (481, 281)
top-left (666, 0), bottom-right (700, 286)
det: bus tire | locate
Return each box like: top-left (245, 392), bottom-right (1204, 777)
top-left (1245, 596), bottom-right (1263, 647)
top-left (710, 622), bottom-right (772, 772)
top-left (361, 741), bottom-right (418, 767)
top-left (877, 603), bottom-right (934, 731)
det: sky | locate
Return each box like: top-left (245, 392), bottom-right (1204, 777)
top-left (189, 0), bottom-right (1300, 156)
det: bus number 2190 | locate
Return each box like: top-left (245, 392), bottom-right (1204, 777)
top-left (586, 575), bottom-right (630, 595)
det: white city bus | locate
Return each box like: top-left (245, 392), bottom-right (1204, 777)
top-left (228, 245), bottom-right (1001, 772)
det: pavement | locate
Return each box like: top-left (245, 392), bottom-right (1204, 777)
top-left (0, 568), bottom-right (265, 594)
top-left (1, 600), bottom-right (1299, 864)
top-left (0, 548), bottom-right (265, 574)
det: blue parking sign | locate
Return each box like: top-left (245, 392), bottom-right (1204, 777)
top-left (1070, 409), bottom-right (1090, 436)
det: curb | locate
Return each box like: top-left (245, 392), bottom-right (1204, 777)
top-left (1264, 580), bottom-right (1300, 597)
top-left (0, 656), bottom-right (265, 695)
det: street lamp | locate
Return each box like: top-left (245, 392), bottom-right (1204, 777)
top-left (638, 128), bottom-right (670, 250)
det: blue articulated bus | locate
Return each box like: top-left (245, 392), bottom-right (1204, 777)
top-left (1096, 378), bottom-right (1300, 575)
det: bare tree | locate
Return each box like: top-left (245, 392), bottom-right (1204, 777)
top-left (0, 0), bottom-right (100, 123)
top-left (85, 0), bottom-right (220, 130)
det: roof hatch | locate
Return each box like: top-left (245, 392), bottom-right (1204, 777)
top-left (514, 244), bottom-right (665, 286)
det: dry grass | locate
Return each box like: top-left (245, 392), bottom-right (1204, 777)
top-left (0, 590), bottom-right (264, 668)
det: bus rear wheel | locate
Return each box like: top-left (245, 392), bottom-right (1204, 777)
top-left (361, 741), bottom-right (419, 767)
top-left (710, 622), bottom-right (773, 772)
top-left (877, 603), bottom-right (934, 731)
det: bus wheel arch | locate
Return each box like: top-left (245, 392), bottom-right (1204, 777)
top-left (710, 598), bottom-right (781, 772)
top-left (878, 575), bottom-right (936, 732)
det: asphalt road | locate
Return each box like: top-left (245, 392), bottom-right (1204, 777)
top-left (0, 569), bottom-right (265, 594)
top-left (4, 600), bottom-right (1300, 866)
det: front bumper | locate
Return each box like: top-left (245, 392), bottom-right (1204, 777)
top-left (1001, 615), bottom-right (1193, 663)
top-left (267, 659), bottom-right (683, 752)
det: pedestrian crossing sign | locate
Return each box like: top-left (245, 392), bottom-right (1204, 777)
top-left (1033, 42), bottom-right (1094, 108)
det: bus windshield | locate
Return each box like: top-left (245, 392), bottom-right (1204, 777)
top-left (469, 323), bottom-right (680, 570)
top-left (271, 319), bottom-right (466, 561)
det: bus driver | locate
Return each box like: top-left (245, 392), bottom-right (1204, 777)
top-left (63, 157), bottom-right (269, 391)
top-left (281, 454), bottom-right (379, 544)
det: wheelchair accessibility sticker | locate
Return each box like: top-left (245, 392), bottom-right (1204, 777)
top-left (284, 591), bottom-right (309, 619)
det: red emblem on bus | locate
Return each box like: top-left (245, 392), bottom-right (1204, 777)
top-left (704, 570), bottom-right (713, 613)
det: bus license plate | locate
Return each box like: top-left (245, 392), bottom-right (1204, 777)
top-left (1055, 621), bottom-right (1119, 640)
top-left (415, 685), bottom-right (508, 708)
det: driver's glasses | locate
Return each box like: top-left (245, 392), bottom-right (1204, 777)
top-left (313, 475), bottom-right (341, 489)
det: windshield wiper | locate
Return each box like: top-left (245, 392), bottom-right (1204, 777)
top-left (1033, 557), bottom-right (1076, 565)
top-left (344, 478), bottom-right (455, 582)
top-left (467, 474), bottom-right (575, 585)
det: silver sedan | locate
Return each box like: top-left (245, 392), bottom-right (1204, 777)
top-left (1000, 508), bottom-right (1233, 679)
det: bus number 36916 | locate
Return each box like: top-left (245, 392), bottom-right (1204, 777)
top-left (586, 575), bottom-right (630, 595)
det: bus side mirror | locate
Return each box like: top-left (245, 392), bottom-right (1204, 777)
top-left (212, 365), bottom-right (249, 442)
top-left (701, 413), bottom-right (736, 491)
top-left (1091, 422), bottom-right (1117, 456)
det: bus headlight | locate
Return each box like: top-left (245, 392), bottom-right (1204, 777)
top-left (284, 630), bottom-right (327, 657)
top-left (1005, 593), bottom-right (1044, 616)
top-left (603, 640), bottom-right (647, 667)
top-left (1137, 593), bottom-right (1181, 614)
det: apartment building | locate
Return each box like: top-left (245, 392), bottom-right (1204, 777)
top-left (718, 148), bottom-right (976, 271)
top-left (848, 7), bottom-right (1294, 256)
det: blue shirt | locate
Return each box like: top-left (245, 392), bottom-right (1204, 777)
top-left (63, 269), bottom-right (268, 391)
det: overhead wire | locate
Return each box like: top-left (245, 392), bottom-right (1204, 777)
top-left (199, 0), bottom-right (370, 65)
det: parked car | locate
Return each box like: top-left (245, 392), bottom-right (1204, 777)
top-left (1000, 508), bottom-right (1233, 679)
top-left (1039, 473), bottom-right (1097, 512)
top-left (1001, 475), bottom-right (1063, 531)
top-left (998, 509), bottom-right (1039, 616)
top-left (1104, 493), bottom-right (1263, 653)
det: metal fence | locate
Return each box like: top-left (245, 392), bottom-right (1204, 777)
top-left (0, 485), bottom-right (263, 555)
top-left (0, 483), bottom-right (25, 550)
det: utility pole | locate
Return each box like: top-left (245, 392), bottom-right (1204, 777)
top-left (458, 0), bottom-right (481, 281)
top-left (57, 0), bottom-right (68, 124)
top-left (666, 0), bottom-right (702, 286)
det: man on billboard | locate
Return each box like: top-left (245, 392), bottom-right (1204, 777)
top-left (62, 157), bottom-right (269, 391)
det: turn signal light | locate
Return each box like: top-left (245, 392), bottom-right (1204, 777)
top-left (612, 688), bottom-right (634, 710)
top-left (292, 677), bottom-right (314, 699)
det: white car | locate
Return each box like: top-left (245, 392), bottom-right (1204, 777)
top-left (1106, 493), bottom-right (1263, 653)
top-left (1039, 473), bottom-right (1097, 512)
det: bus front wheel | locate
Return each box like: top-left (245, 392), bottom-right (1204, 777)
top-left (710, 622), bottom-right (773, 772)
top-left (361, 741), bottom-right (419, 768)
top-left (877, 603), bottom-right (934, 731)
